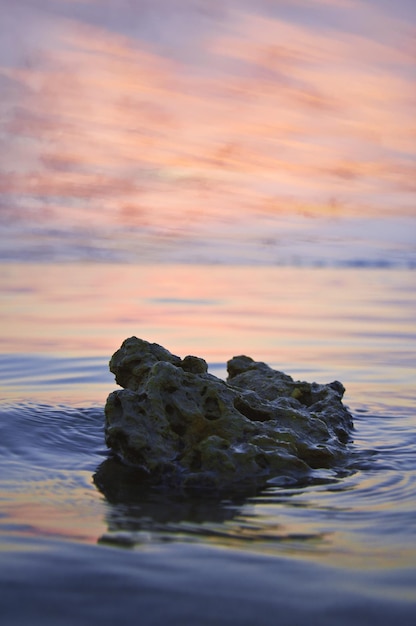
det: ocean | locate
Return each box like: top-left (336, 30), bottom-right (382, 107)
top-left (1, 258), bottom-right (415, 625)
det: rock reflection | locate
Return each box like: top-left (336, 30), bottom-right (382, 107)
top-left (93, 456), bottom-right (259, 546)
top-left (93, 456), bottom-right (328, 550)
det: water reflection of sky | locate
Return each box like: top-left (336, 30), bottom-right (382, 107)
top-left (2, 263), bottom-right (415, 412)
top-left (0, 0), bottom-right (415, 265)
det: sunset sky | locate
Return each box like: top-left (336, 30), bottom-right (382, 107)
top-left (0, 0), bottom-right (415, 264)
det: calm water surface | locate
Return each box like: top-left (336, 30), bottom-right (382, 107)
top-left (1, 263), bottom-right (415, 625)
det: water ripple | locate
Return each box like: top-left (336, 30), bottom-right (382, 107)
top-left (1, 402), bottom-right (415, 559)
top-left (0, 402), bottom-right (106, 473)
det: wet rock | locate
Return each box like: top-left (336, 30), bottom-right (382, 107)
top-left (104, 337), bottom-right (353, 491)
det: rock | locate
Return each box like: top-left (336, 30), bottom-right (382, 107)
top-left (104, 337), bottom-right (353, 491)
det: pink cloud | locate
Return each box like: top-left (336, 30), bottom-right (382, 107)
top-left (0, 1), bottom-right (414, 231)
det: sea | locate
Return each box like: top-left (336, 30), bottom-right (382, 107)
top-left (1, 219), bottom-right (415, 625)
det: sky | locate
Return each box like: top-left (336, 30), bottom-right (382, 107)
top-left (0, 0), bottom-right (415, 264)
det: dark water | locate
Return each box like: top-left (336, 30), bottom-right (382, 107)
top-left (1, 265), bottom-right (416, 625)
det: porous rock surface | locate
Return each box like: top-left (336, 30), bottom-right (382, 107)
top-left (105, 337), bottom-right (353, 490)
